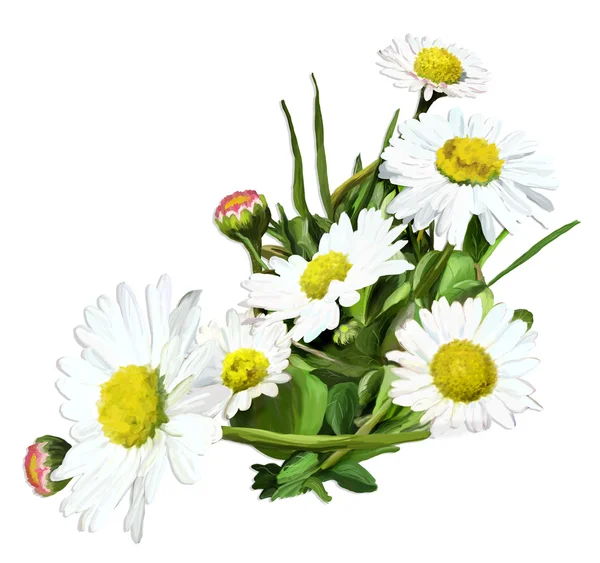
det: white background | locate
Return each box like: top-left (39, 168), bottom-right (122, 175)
top-left (1, 1), bottom-right (598, 561)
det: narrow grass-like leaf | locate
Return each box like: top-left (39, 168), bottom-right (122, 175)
top-left (488, 220), bottom-right (580, 286)
top-left (354, 154), bottom-right (363, 174)
top-left (350, 109), bottom-right (400, 222)
top-left (312, 74), bottom-right (332, 219)
top-left (281, 100), bottom-right (309, 217)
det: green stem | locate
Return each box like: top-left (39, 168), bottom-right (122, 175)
top-left (237, 234), bottom-right (269, 273)
top-left (221, 424), bottom-right (428, 453)
top-left (414, 243), bottom-right (455, 299)
top-left (320, 398), bottom-right (393, 470)
top-left (479, 229), bottom-right (509, 268)
top-left (413, 90), bottom-right (445, 119)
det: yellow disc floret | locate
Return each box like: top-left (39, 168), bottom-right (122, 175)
top-left (430, 339), bottom-right (498, 403)
top-left (224, 194), bottom-right (251, 210)
top-left (222, 348), bottom-right (270, 393)
top-left (299, 251), bottom-right (352, 300)
top-left (97, 365), bottom-right (168, 448)
top-left (413, 47), bottom-right (463, 85)
top-left (436, 137), bottom-right (504, 186)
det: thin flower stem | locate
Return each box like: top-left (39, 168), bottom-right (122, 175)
top-left (320, 398), bottom-right (394, 470)
top-left (237, 234), bottom-right (269, 273)
top-left (221, 420), bottom-right (428, 452)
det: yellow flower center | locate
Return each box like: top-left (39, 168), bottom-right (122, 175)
top-left (28, 454), bottom-right (40, 486)
top-left (413, 46), bottom-right (463, 85)
top-left (97, 365), bottom-right (168, 448)
top-left (436, 137), bottom-right (505, 186)
top-left (224, 194), bottom-right (251, 209)
top-left (222, 348), bottom-right (270, 393)
top-left (430, 339), bottom-right (498, 403)
top-left (299, 251), bottom-right (352, 300)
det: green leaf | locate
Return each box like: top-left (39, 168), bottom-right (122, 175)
top-left (261, 245), bottom-right (290, 260)
top-left (412, 251), bottom-right (439, 290)
top-left (513, 309), bottom-right (534, 330)
top-left (271, 479), bottom-right (308, 501)
top-left (277, 452), bottom-right (320, 484)
top-left (373, 366), bottom-right (396, 415)
top-left (230, 366), bottom-right (328, 458)
top-left (304, 476), bottom-right (332, 503)
top-left (489, 220), bottom-right (580, 286)
top-left (289, 216), bottom-right (318, 259)
top-left (366, 275), bottom-right (410, 324)
top-left (441, 280), bottom-right (487, 304)
top-left (436, 251), bottom-right (477, 297)
top-left (326, 383), bottom-right (360, 435)
top-left (463, 216), bottom-right (489, 263)
top-left (321, 461), bottom-right (377, 493)
top-left (281, 100), bottom-right (309, 218)
top-left (350, 110), bottom-right (399, 223)
top-left (275, 203), bottom-right (300, 256)
top-left (353, 154), bottom-right (363, 174)
top-left (311, 74), bottom-right (333, 220)
top-left (343, 445), bottom-right (400, 464)
top-left (414, 244), bottom-right (455, 299)
top-left (357, 369), bottom-right (384, 406)
top-left (375, 409), bottom-right (427, 434)
top-left (311, 368), bottom-right (358, 387)
top-left (251, 463), bottom-right (281, 499)
top-left (477, 287), bottom-right (495, 317)
top-left (479, 229), bottom-right (509, 267)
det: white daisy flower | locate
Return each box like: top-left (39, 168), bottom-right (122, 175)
top-left (201, 309), bottom-right (292, 419)
top-left (387, 297), bottom-right (542, 437)
top-left (51, 275), bottom-right (229, 543)
top-left (377, 34), bottom-right (489, 100)
top-left (380, 108), bottom-right (558, 246)
top-left (241, 208), bottom-right (415, 343)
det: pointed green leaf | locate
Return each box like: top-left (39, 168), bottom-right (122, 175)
top-left (321, 461), bottom-right (377, 493)
top-left (281, 100), bottom-right (309, 217)
top-left (489, 220), bottom-right (580, 286)
top-left (304, 476), bottom-right (332, 503)
top-left (354, 154), bottom-right (363, 174)
top-left (312, 74), bottom-right (333, 219)
top-left (513, 309), bottom-right (534, 330)
top-left (350, 109), bottom-right (399, 222)
top-left (326, 383), bottom-right (359, 435)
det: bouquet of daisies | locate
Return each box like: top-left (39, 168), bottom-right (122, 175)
top-left (25, 34), bottom-right (578, 543)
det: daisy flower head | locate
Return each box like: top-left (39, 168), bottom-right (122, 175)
top-left (377, 34), bottom-right (489, 101)
top-left (380, 108), bottom-right (558, 246)
top-left (52, 275), bottom-right (229, 543)
top-left (387, 297), bottom-right (542, 437)
top-left (241, 208), bottom-right (415, 343)
top-left (201, 309), bottom-right (292, 419)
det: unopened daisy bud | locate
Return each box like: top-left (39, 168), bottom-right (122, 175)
top-left (215, 190), bottom-right (271, 242)
top-left (333, 320), bottom-right (361, 346)
top-left (24, 435), bottom-right (71, 497)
